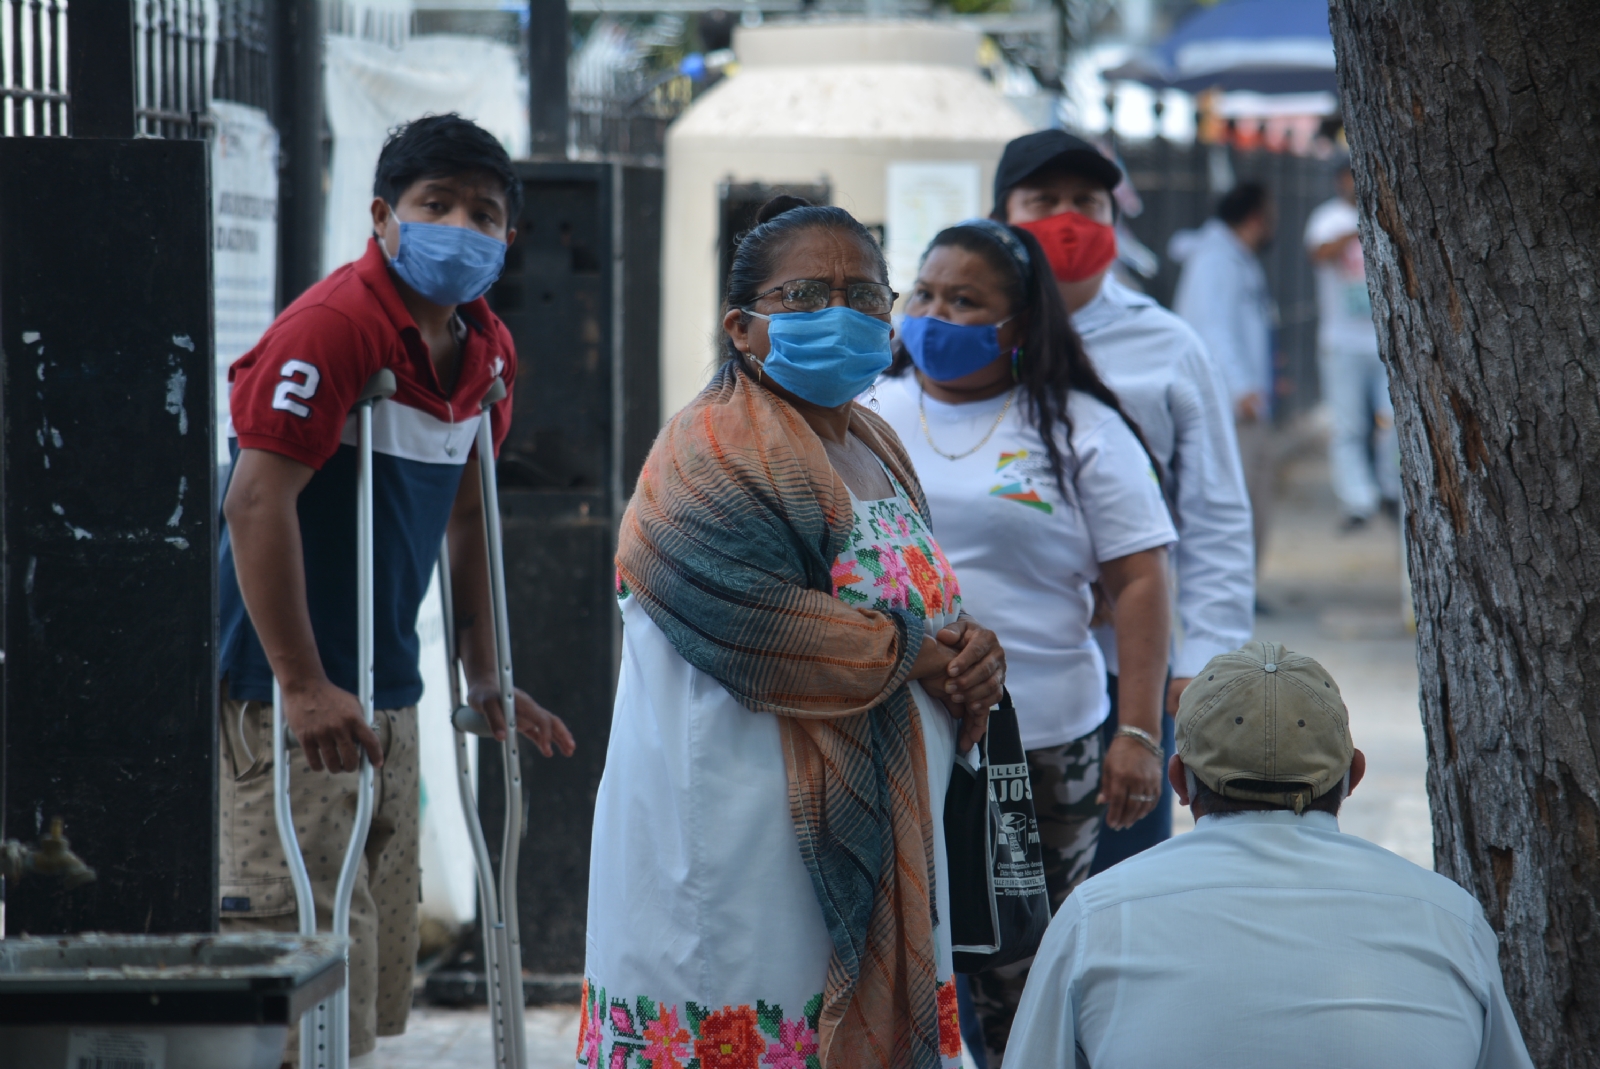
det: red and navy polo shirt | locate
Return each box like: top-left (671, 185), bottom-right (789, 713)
top-left (219, 237), bottom-right (517, 708)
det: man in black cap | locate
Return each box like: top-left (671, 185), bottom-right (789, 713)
top-left (967, 130), bottom-right (1257, 1063)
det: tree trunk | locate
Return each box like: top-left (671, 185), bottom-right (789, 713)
top-left (1330, 2), bottom-right (1600, 1063)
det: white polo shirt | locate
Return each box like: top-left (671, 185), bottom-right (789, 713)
top-left (1006, 811), bottom-right (1534, 1069)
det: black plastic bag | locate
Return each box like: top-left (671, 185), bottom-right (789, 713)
top-left (944, 690), bottom-right (1050, 972)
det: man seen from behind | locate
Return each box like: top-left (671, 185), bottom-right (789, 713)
top-left (1005, 642), bottom-right (1533, 1068)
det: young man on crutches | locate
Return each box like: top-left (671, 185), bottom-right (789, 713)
top-left (216, 114), bottom-right (576, 1068)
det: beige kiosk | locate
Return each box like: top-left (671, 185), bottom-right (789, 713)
top-left (660, 20), bottom-right (1035, 417)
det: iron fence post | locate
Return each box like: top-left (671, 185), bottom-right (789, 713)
top-left (68, 1), bottom-right (136, 138)
top-left (529, 0), bottom-right (568, 158)
top-left (272, 0), bottom-right (324, 305)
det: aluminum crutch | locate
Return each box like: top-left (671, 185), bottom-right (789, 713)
top-left (274, 367), bottom-right (397, 1069)
top-left (436, 538), bottom-right (513, 1069)
top-left (443, 376), bottom-right (528, 1069)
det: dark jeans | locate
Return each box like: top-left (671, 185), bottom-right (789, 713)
top-left (1089, 673), bottom-right (1175, 874)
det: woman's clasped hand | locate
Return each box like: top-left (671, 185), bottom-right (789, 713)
top-left (921, 618), bottom-right (1005, 751)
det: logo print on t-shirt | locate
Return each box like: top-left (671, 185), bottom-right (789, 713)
top-left (989, 449), bottom-right (1053, 514)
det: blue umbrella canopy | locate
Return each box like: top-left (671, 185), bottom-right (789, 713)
top-left (1106, 0), bottom-right (1337, 95)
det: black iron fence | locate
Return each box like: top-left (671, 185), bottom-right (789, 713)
top-left (1118, 137), bottom-right (1339, 420)
top-left (0, 0), bottom-right (271, 140)
top-left (571, 80), bottom-right (690, 161)
top-left (134, 0), bottom-right (208, 138)
top-left (0, 0), bottom-right (67, 137)
top-left (212, 0), bottom-right (269, 110)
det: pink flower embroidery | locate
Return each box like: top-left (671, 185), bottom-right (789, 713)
top-left (762, 1018), bottom-right (819, 1069)
top-left (830, 556), bottom-right (864, 596)
top-left (610, 1044), bottom-right (632, 1069)
top-left (896, 514), bottom-right (911, 538)
top-left (872, 546), bottom-right (913, 609)
top-left (579, 983), bottom-right (603, 1065)
top-left (643, 1005), bottom-right (693, 1069)
top-left (929, 540), bottom-right (961, 601)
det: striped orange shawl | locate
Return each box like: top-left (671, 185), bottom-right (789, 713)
top-left (616, 362), bottom-right (943, 1069)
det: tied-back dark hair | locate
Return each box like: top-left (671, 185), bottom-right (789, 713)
top-left (887, 222), bottom-right (1155, 501)
top-left (722, 195), bottom-right (889, 370)
top-left (374, 112), bottom-right (523, 222)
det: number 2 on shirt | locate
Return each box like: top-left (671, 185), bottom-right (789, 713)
top-left (272, 358), bottom-right (320, 418)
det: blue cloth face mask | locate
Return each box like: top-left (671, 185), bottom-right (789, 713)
top-left (388, 220), bottom-right (507, 306)
top-left (746, 305), bottom-right (893, 408)
top-left (898, 313), bottom-right (1014, 382)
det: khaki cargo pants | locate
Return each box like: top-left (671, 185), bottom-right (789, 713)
top-left (218, 695), bottom-right (421, 1062)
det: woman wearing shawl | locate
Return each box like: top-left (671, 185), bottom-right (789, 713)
top-left (579, 197), bottom-right (1007, 1069)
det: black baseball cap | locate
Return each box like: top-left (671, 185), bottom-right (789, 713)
top-left (993, 130), bottom-right (1124, 213)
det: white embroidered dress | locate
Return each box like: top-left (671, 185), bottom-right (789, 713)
top-left (580, 472), bottom-right (966, 1069)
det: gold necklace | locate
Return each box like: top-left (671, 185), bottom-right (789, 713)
top-left (919, 386), bottom-right (1017, 460)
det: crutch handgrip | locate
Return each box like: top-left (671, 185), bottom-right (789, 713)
top-left (480, 377), bottom-right (507, 410)
top-left (451, 704), bottom-right (497, 739)
top-left (357, 368), bottom-right (398, 405)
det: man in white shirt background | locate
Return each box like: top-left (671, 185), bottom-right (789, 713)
top-left (1172, 182), bottom-right (1277, 581)
top-left (1305, 157), bottom-right (1401, 530)
top-left (992, 131), bottom-right (1255, 874)
top-left (1005, 642), bottom-right (1534, 1069)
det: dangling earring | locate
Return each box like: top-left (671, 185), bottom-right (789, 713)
top-left (1011, 346), bottom-right (1023, 383)
top-left (868, 383), bottom-right (880, 412)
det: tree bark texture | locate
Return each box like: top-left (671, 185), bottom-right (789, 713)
top-left (1330, 2), bottom-right (1600, 1063)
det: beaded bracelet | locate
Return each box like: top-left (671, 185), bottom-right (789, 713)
top-left (1114, 725), bottom-right (1164, 760)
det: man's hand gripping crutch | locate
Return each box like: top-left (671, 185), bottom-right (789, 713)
top-left (440, 376), bottom-right (575, 1069)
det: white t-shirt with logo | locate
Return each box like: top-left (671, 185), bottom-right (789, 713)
top-left (1304, 197), bottom-right (1380, 355)
top-left (872, 373), bottom-right (1177, 751)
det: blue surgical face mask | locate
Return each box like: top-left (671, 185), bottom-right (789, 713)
top-left (387, 220), bottom-right (507, 307)
top-left (898, 313), bottom-right (1014, 382)
top-left (745, 305), bottom-right (892, 408)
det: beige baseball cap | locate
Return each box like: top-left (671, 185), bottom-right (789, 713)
top-left (1175, 641), bottom-right (1354, 813)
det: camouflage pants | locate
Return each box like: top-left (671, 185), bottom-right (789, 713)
top-left (967, 725), bottom-right (1104, 1066)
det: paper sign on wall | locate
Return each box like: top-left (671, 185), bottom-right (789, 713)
top-left (210, 100), bottom-right (281, 466)
top-left (885, 162), bottom-right (982, 294)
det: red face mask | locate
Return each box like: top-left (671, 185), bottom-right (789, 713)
top-left (1016, 211), bottom-right (1118, 283)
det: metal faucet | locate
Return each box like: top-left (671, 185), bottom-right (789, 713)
top-left (2, 818), bottom-right (96, 888)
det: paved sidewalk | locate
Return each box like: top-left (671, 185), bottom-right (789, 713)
top-left (374, 1002), bottom-right (580, 1068)
top-left (379, 446), bottom-right (1435, 1068)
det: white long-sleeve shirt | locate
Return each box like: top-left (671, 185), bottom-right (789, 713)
top-left (1172, 218), bottom-right (1274, 407)
top-left (1074, 277), bottom-right (1254, 678)
top-left (1006, 811), bottom-right (1534, 1069)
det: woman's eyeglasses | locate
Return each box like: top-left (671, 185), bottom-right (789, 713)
top-left (747, 279), bottom-right (898, 316)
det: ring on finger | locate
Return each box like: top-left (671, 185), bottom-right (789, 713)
top-left (1129, 793), bottom-right (1158, 802)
